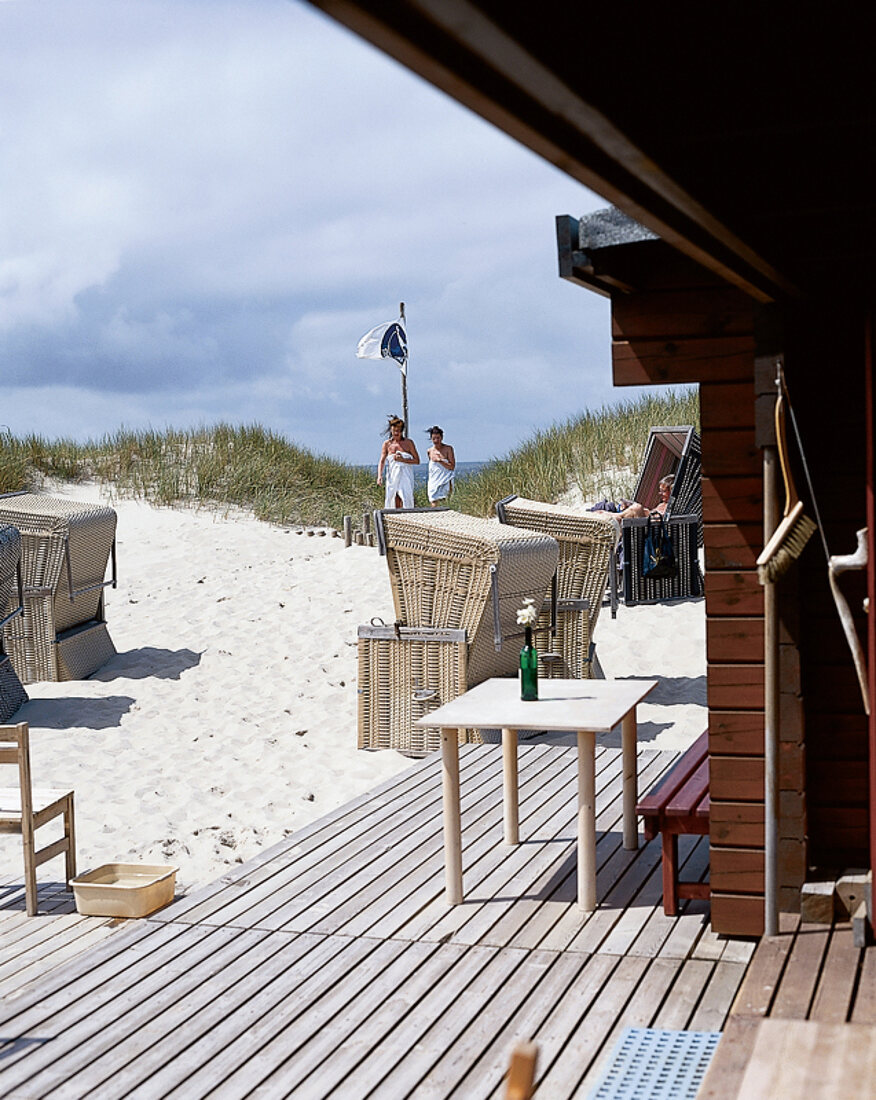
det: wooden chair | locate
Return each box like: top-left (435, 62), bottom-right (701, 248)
top-left (0, 721), bottom-right (76, 915)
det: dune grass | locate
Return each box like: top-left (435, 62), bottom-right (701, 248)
top-left (0, 389), bottom-right (698, 527)
top-left (450, 388), bottom-right (700, 515)
top-left (0, 425), bottom-right (383, 530)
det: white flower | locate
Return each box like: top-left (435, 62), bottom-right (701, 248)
top-left (516, 597), bottom-right (539, 627)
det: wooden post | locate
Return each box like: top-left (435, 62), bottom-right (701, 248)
top-left (343, 516), bottom-right (352, 548)
top-left (400, 301), bottom-right (409, 433)
top-left (763, 444), bottom-right (780, 937)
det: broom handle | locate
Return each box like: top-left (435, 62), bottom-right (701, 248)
top-left (775, 388), bottom-right (799, 517)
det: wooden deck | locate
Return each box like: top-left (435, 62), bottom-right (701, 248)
top-left (0, 742), bottom-right (755, 1098)
top-left (700, 912), bottom-right (876, 1097)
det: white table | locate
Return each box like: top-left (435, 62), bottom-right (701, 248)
top-left (416, 677), bottom-right (658, 912)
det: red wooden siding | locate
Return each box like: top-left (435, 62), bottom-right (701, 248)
top-left (613, 283), bottom-right (769, 935)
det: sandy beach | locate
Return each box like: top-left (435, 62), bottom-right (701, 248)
top-left (3, 484), bottom-right (706, 895)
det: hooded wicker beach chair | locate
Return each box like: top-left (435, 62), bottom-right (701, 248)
top-left (495, 496), bottom-right (617, 678)
top-left (621, 426), bottom-right (704, 606)
top-left (0, 526), bottom-right (28, 721)
top-left (0, 493), bottom-right (117, 683)
top-left (358, 509), bottom-right (559, 754)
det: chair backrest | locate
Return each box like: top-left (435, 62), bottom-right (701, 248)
top-left (0, 722), bottom-right (34, 827)
top-left (632, 426), bottom-right (702, 544)
top-left (495, 496), bottom-right (617, 637)
top-left (375, 510), bottom-right (559, 685)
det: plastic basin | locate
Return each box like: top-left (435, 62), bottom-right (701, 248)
top-left (70, 863), bottom-right (178, 918)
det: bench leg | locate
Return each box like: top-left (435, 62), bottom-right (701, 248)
top-left (662, 831), bottom-right (679, 916)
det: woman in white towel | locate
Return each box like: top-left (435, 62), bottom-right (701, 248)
top-left (377, 415), bottom-right (420, 509)
top-left (426, 425), bottom-right (456, 506)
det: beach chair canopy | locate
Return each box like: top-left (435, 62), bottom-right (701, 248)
top-left (374, 508), bottom-right (559, 684)
top-left (632, 425), bottom-right (702, 544)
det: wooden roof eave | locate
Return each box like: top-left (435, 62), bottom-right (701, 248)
top-left (307, 0), bottom-right (799, 304)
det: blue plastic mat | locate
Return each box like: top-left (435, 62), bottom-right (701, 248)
top-left (588, 1027), bottom-right (721, 1099)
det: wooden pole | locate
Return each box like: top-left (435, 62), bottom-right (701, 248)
top-left (763, 443), bottom-right (780, 936)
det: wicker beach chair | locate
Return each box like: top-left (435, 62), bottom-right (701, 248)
top-left (359, 509), bottom-right (559, 754)
top-left (621, 426), bottom-right (704, 606)
top-left (0, 493), bottom-right (117, 683)
top-left (0, 526), bottom-right (28, 721)
top-left (495, 496), bottom-right (617, 678)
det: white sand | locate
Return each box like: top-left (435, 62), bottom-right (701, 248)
top-left (4, 485), bottom-right (705, 894)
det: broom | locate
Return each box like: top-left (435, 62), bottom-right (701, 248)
top-left (756, 375), bottom-right (817, 584)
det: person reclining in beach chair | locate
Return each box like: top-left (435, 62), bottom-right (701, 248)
top-left (589, 473), bottom-right (674, 521)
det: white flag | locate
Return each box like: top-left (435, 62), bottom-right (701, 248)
top-left (356, 318), bottom-right (407, 375)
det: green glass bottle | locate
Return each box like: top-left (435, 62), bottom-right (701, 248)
top-left (519, 626), bottom-right (538, 701)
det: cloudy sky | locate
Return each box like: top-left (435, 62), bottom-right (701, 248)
top-left (0, 0), bottom-right (664, 463)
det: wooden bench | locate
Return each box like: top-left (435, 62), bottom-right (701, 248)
top-left (637, 729), bottom-right (710, 915)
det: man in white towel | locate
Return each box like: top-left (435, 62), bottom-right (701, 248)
top-left (377, 415), bottom-right (420, 509)
top-left (426, 425), bottom-right (456, 506)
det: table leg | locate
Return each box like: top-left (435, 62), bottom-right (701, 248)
top-left (502, 728), bottom-right (519, 845)
top-left (441, 727), bottom-right (463, 905)
top-left (621, 706), bottom-right (639, 850)
top-left (577, 729), bottom-right (597, 912)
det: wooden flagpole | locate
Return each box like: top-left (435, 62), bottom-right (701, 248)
top-left (399, 301), bottom-right (409, 433)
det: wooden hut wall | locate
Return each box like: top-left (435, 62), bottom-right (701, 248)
top-left (612, 275), bottom-right (778, 936)
top-left (786, 312), bottom-right (870, 870)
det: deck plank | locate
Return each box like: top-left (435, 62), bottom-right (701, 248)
top-left (279, 940), bottom-right (468, 1099)
top-left (0, 924), bottom-right (231, 1093)
top-left (359, 947), bottom-right (547, 1099)
top-left (498, 953), bottom-right (624, 1100)
top-left (393, 746), bottom-right (612, 946)
top-left (851, 948), bottom-right (876, 1025)
top-left (167, 936), bottom-right (413, 1099)
top-left (689, 959), bottom-right (749, 1031)
top-left (443, 950), bottom-right (590, 1100)
top-left (167, 749), bottom-right (499, 932)
top-left (487, 752), bottom-right (671, 953)
top-left (156, 753), bottom-right (436, 925)
top-left (730, 914), bottom-right (799, 1017)
top-left (809, 923), bottom-right (860, 1024)
top-left (420, 749), bottom-right (629, 949)
top-left (769, 922), bottom-right (832, 1019)
top-left (317, 745), bottom-right (574, 942)
top-left (0, 741), bottom-right (770, 1099)
top-left (121, 933), bottom-right (383, 1099)
top-left (652, 957), bottom-right (714, 1029)
top-left (697, 1015), bottom-right (762, 1100)
top-left (579, 956), bottom-right (686, 1094)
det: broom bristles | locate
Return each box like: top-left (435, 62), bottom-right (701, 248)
top-left (757, 506), bottom-right (817, 584)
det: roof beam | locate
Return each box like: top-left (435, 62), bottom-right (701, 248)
top-left (308, 0), bottom-right (799, 302)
